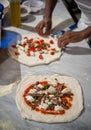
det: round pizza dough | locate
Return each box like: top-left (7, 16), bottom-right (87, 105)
top-left (16, 74), bottom-right (83, 123)
top-left (8, 33), bottom-right (61, 66)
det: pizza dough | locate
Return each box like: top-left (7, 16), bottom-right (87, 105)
top-left (8, 33), bottom-right (61, 66)
top-left (16, 74), bottom-right (83, 123)
top-left (0, 80), bottom-right (20, 97)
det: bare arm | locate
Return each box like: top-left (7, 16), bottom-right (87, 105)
top-left (43, 0), bottom-right (58, 21)
top-left (35, 0), bottom-right (58, 36)
top-left (58, 26), bottom-right (91, 48)
top-left (82, 26), bottom-right (91, 39)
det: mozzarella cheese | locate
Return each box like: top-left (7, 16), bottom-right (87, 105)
top-left (25, 95), bottom-right (34, 102)
top-left (49, 94), bottom-right (54, 98)
top-left (52, 79), bottom-right (58, 86)
top-left (43, 50), bottom-right (48, 54)
top-left (45, 99), bottom-right (49, 103)
top-left (29, 89), bottom-right (37, 94)
top-left (37, 90), bottom-right (43, 94)
top-left (39, 102), bottom-right (48, 110)
top-left (47, 86), bottom-right (56, 93)
top-left (30, 51), bottom-right (35, 56)
top-left (37, 84), bottom-right (44, 89)
top-left (24, 45), bottom-right (29, 52)
top-left (16, 45), bottom-right (24, 51)
top-left (54, 105), bottom-right (63, 111)
top-left (62, 87), bottom-right (71, 94)
top-left (47, 101), bottom-right (52, 105)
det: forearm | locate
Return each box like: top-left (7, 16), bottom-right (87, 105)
top-left (81, 26), bottom-right (91, 39)
top-left (43, 0), bottom-right (58, 21)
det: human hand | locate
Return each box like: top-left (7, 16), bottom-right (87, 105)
top-left (58, 31), bottom-right (84, 48)
top-left (35, 19), bottom-right (52, 37)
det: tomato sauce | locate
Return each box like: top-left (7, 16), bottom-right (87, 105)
top-left (23, 82), bottom-right (73, 115)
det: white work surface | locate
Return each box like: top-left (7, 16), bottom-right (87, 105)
top-left (3, 0), bottom-right (74, 31)
top-left (0, 0), bottom-right (91, 130)
top-left (21, 0), bottom-right (74, 29)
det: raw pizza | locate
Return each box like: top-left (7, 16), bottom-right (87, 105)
top-left (16, 74), bottom-right (83, 123)
top-left (8, 33), bottom-right (61, 66)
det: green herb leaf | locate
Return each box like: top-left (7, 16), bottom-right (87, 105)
top-left (43, 84), bottom-right (50, 90)
top-left (40, 51), bottom-right (45, 54)
top-left (55, 50), bottom-right (59, 53)
top-left (18, 43), bottom-right (22, 46)
top-left (42, 44), bottom-right (46, 49)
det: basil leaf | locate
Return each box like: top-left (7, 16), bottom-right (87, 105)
top-left (43, 84), bottom-right (50, 90)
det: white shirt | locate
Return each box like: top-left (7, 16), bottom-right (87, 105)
top-left (75, 0), bottom-right (91, 13)
top-left (75, 0), bottom-right (91, 26)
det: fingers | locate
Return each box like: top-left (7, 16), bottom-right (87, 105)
top-left (58, 39), bottom-right (68, 48)
top-left (57, 31), bottom-right (74, 48)
top-left (35, 21), bottom-right (49, 36)
top-left (58, 31), bottom-right (83, 47)
top-left (58, 34), bottom-right (69, 48)
top-left (35, 21), bottom-right (45, 36)
top-left (35, 20), bottom-right (52, 37)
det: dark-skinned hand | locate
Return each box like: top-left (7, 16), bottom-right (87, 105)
top-left (58, 31), bottom-right (84, 48)
top-left (35, 19), bottom-right (52, 37)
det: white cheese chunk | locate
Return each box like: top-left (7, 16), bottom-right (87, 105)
top-left (37, 91), bottom-right (42, 94)
top-left (54, 105), bottom-right (63, 111)
top-left (17, 40), bottom-right (21, 45)
top-left (30, 51), bottom-right (35, 56)
top-left (44, 90), bottom-right (48, 94)
top-left (25, 95), bottom-right (34, 102)
top-left (24, 45), bottom-right (29, 52)
top-left (61, 87), bottom-right (71, 94)
top-left (45, 99), bottom-right (49, 103)
top-left (43, 50), bottom-right (48, 54)
top-left (29, 89), bottom-right (37, 94)
top-left (52, 79), bottom-right (58, 86)
top-left (23, 39), bottom-right (27, 43)
top-left (37, 84), bottom-right (44, 89)
top-left (39, 103), bottom-right (48, 110)
top-left (48, 79), bottom-right (58, 86)
top-left (47, 101), bottom-right (52, 105)
top-left (49, 94), bottom-right (54, 98)
top-left (47, 86), bottom-right (56, 93)
top-left (16, 44), bottom-right (24, 51)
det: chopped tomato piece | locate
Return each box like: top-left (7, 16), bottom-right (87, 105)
top-left (50, 51), bottom-right (55, 55)
top-left (40, 39), bottom-right (44, 44)
top-left (27, 39), bottom-right (32, 44)
top-left (40, 81), bottom-right (48, 86)
top-left (30, 46), bottom-right (36, 52)
top-left (57, 83), bottom-right (66, 90)
top-left (15, 51), bottom-right (20, 55)
top-left (11, 45), bottom-right (17, 48)
top-left (69, 97), bottom-right (73, 101)
top-left (51, 48), bottom-right (56, 51)
top-left (39, 54), bottom-right (44, 60)
top-left (47, 44), bottom-right (50, 48)
top-left (37, 46), bottom-right (42, 51)
top-left (35, 40), bottom-right (40, 44)
top-left (27, 38), bottom-right (33, 44)
top-left (50, 39), bottom-right (54, 44)
top-left (27, 52), bottom-right (31, 56)
top-left (29, 38), bottom-right (33, 41)
top-left (61, 97), bottom-right (68, 102)
top-left (27, 48), bottom-right (30, 52)
top-left (22, 43), bottom-right (26, 48)
top-left (67, 102), bottom-right (72, 108)
top-left (24, 36), bottom-right (28, 39)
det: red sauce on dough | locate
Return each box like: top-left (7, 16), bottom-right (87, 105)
top-left (23, 82), bottom-right (73, 115)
